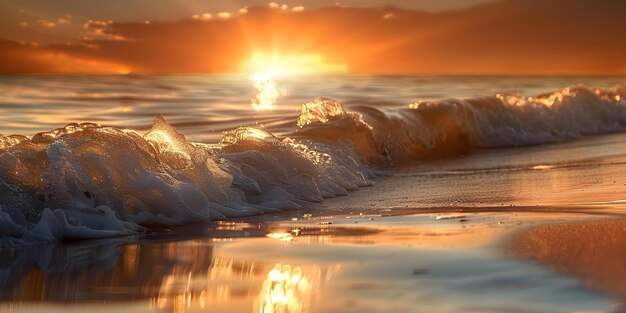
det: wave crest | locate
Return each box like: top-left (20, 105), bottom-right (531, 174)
top-left (0, 117), bottom-right (372, 243)
top-left (290, 85), bottom-right (626, 165)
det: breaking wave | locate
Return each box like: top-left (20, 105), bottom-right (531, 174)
top-left (0, 85), bottom-right (624, 244)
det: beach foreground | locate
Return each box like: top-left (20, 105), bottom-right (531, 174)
top-left (1, 128), bottom-right (626, 313)
top-left (0, 210), bottom-right (624, 313)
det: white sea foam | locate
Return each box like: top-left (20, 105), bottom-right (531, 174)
top-left (0, 116), bottom-right (372, 243)
top-left (0, 85), bottom-right (624, 243)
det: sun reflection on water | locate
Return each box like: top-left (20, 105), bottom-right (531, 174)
top-left (266, 232), bottom-right (294, 242)
top-left (149, 255), bottom-right (261, 313)
top-left (250, 72), bottom-right (284, 111)
top-left (258, 264), bottom-right (316, 313)
top-left (0, 223), bottom-right (348, 313)
top-left (146, 256), bottom-right (322, 313)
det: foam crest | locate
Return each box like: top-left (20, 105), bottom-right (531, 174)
top-left (221, 126), bottom-right (282, 145)
top-left (429, 85), bottom-right (626, 147)
top-left (297, 97), bottom-right (347, 127)
top-left (290, 85), bottom-right (626, 165)
top-left (0, 117), bottom-right (373, 244)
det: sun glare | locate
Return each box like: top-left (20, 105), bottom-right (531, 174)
top-left (243, 52), bottom-right (347, 76)
top-left (244, 52), bottom-right (347, 111)
top-left (250, 72), bottom-right (283, 111)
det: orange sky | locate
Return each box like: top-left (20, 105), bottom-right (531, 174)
top-left (1, 0), bottom-right (625, 75)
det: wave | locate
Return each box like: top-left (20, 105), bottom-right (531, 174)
top-left (292, 85), bottom-right (626, 165)
top-left (0, 84), bottom-right (624, 244)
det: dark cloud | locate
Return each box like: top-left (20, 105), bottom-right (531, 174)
top-left (1, 0), bottom-right (496, 23)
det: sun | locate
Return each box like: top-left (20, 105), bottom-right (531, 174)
top-left (241, 51), bottom-right (347, 76)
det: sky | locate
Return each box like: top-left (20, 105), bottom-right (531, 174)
top-left (0, 0), bottom-right (624, 75)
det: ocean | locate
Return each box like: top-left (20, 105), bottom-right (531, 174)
top-left (0, 75), bottom-right (625, 312)
top-left (1, 75), bottom-right (623, 142)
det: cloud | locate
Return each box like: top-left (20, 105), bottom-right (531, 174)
top-left (192, 13), bottom-right (213, 20)
top-left (268, 2), bottom-right (280, 9)
top-left (83, 19), bottom-right (112, 29)
top-left (217, 12), bottom-right (231, 19)
top-left (81, 19), bottom-right (126, 41)
top-left (0, 0), bottom-right (624, 75)
top-left (36, 19), bottom-right (56, 28)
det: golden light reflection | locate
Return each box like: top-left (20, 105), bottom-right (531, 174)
top-left (2, 232), bottom-right (344, 313)
top-left (250, 72), bottom-right (282, 111)
top-left (150, 255), bottom-right (260, 312)
top-left (146, 254), bottom-right (327, 313)
top-left (267, 232), bottom-right (294, 242)
top-left (532, 87), bottom-right (571, 107)
top-left (143, 117), bottom-right (194, 167)
top-left (244, 52), bottom-right (347, 111)
top-left (266, 229), bottom-right (301, 242)
top-left (221, 126), bottom-right (281, 144)
top-left (258, 264), bottom-right (314, 313)
top-left (143, 128), bottom-right (193, 167)
top-left (495, 87), bottom-right (575, 108)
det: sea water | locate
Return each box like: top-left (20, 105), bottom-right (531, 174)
top-left (0, 75), bottom-right (625, 312)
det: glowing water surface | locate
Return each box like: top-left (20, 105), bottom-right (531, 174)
top-left (0, 212), bottom-right (620, 313)
top-left (1, 75), bottom-right (623, 142)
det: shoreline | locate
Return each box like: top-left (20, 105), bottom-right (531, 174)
top-left (0, 209), bottom-right (623, 312)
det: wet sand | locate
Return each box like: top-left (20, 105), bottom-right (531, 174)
top-left (511, 218), bottom-right (626, 301)
top-left (1, 210), bottom-right (623, 313)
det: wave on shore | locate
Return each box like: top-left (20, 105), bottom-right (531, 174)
top-left (0, 85), bottom-right (624, 243)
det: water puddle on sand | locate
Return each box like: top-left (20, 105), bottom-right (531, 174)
top-left (0, 212), bottom-right (621, 313)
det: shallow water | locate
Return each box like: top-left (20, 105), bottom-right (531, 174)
top-left (325, 132), bottom-right (626, 213)
top-left (0, 213), bottom-right (620, 313)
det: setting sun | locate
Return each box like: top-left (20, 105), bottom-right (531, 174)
top-left (241, 52), bottom-right (347, 76)
top-left (244, 52), bottom-right (346, 110)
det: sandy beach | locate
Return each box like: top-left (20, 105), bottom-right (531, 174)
top-left (511, 218), bottom-right (626, 304)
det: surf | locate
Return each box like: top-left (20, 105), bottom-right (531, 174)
top-left (0, 84), bottom-right (624, 244)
